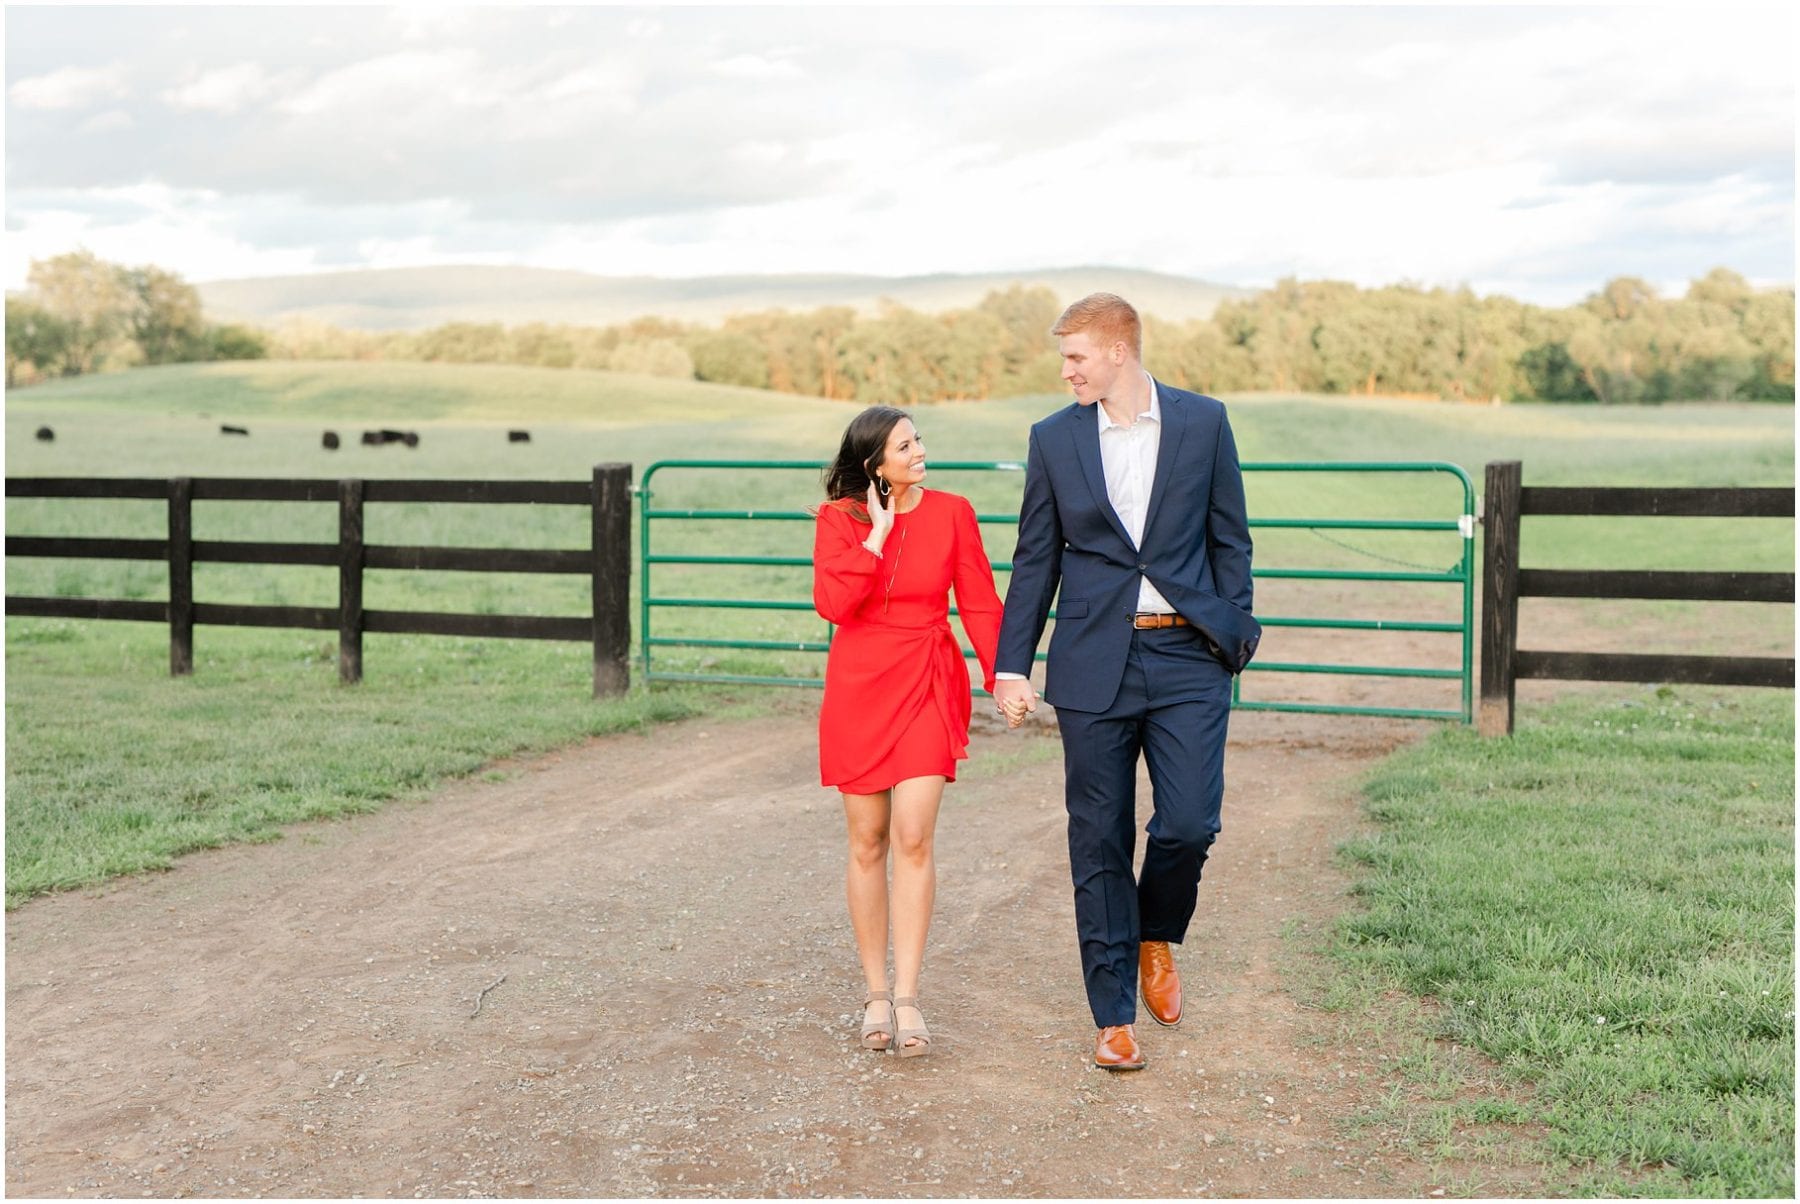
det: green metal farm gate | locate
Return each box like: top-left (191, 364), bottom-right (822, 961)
top-left (639, 460), bottom-right (1475, 723)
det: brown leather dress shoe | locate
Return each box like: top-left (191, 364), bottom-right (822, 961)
top-left (1139, 940), bottom-right (1183, 1027)
top-left (1094, 1024), bottom-right (1146, 1071)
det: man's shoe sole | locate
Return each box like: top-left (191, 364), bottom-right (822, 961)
top-left (1095, 1058), bottom-right (1146, 1071)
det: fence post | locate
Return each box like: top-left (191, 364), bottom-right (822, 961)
top-left (592, 463), bottom-right (632, 697)
top-left (1479, 460), bottom-right (1522, 736)
top-left (338, 478), bottom-right (365, 684)
top-left (168, 477), bottom-right (194, 676)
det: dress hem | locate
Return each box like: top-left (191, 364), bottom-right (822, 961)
top-left (824, 753), bottom-right (967, 796)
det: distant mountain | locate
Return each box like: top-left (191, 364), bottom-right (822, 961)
top-left (196, 265), bottom-right (1250, 331)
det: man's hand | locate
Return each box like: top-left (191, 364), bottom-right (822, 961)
top-left (993, 678), bottom-right (1038, 729)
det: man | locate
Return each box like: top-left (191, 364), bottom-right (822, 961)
top-left (993, 293), bottom-right (1259, 1071)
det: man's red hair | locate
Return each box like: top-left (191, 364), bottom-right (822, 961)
top-left (1050, 293), bottom-right (1141, 359)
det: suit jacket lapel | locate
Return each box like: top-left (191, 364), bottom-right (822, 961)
top-left (1142, 381), bottom-right (1188, 545)
top-left (1067, 405), bottom-right (1136, 549)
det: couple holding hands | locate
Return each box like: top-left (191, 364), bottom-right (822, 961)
top-left (812, 293), bottom-right (1260, 1070)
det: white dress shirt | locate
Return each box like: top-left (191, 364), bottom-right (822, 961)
top-left (1098, 372), bottom-right (1176, 615)
top-left (997, 373), bottom-right (1173, 684)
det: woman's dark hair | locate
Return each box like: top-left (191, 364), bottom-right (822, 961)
top-left (820, 405), bottom-right (911, 512)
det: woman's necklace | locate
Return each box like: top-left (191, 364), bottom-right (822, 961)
top-left (881, 513), bottom-right (908, 613)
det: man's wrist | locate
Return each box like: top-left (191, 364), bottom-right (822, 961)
top-left (995, 672), bottom-right (1028, 682)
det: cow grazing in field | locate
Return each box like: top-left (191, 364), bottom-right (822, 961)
top-left (322, 431), bottom-right (340, 450)
top-left (221, 424), bottom-right (249, 436)
top-left (35, 426), bottom-right (53, 442)
top-left (508, 430), bottom-right (531, 443)
top-left (360, 429), bottom-right (421, 448)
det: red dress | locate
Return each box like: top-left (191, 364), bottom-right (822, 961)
top-left (813, 489), bottom-right (1003, 793)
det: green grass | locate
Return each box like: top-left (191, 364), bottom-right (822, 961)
top-left (3, 619), bottom-right (806, 908)
top-left (1330, 688), bottom-right (1795, 1197)
top-left (5, 361), bottom-right (1793, 904)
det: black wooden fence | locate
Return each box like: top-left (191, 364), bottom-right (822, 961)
top-left (5, 465), bottom-right (633, 696)
top-left (1479, 459), bottom-right (1794, 735)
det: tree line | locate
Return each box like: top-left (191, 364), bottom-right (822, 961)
top-left (8, 253), bottom-right (1792, 403)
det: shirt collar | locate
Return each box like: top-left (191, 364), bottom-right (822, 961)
top-left (1097, 372), bottom-right (1162, 432)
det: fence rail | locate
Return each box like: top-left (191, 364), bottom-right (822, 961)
top-left (4, 466), bottom-right (632, 695)
top-left (1478, 460), bottom-right (1795, 735)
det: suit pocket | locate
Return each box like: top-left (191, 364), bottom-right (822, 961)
top-left (1053, 598), bottom-right (1089, 620)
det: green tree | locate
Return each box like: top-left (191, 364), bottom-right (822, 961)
top-left (121, 265), bottom-right (206, 364)
top-left (688, 329), bottom-right (770, 389)
top-left (510, 323), bottom-right (577, 369)
top-left (411, 322), bottom-right (511, 363)
top-left (723, 306), bottom-right (855, 397)
top-left (266, 317), bottom-right (384, 361)
top-left (5, 296), bottom-right (75, 385)
top-left (1315, 290), bottom-right (1399, 395)
top-left (1738, 289), bottom-right (1795, 400)
top-left (25, 250), bottom-right (136, 374)
top-left (201, 323), bottom-right (269, 362)
top-left (607, 337), bottom-right (694, 378)
top-left (976, 285), bottom-right (1063, 394)
top-left (1661, 290), bottom-right (1757, 401)
top-left (1565, 305), bottom-right (1647, 404)
top-left (1686, 266), bottom-right (1754, 314)
top-left (1143, 315), bottom-right (1253, 395)
top-left (934, 307), bottom-right (1007, 399)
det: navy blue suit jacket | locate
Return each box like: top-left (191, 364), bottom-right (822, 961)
top-left (996, 381), bottom-right (1260, 713)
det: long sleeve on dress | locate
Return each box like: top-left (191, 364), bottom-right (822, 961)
top-left (951, 497), bottom-right (1003, 693)
top-left (813, 503), bottom-right (881, 624)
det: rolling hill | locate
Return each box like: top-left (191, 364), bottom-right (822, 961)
top-left (195, 265), bottom-right (1249, 331)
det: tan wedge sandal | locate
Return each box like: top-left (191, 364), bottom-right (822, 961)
top-left (893, 995), bottom-right (932, 1058)
top-left (860, 990), bottom-right (894, 1051)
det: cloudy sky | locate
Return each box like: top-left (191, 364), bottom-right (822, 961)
top-left (5, 4), bottom-right (1793, 305)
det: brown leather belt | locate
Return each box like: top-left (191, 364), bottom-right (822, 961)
top-left (1131, 612), bottom-right (1189, 629)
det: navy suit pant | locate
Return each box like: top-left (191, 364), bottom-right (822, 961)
top-left (1055, 625), bottom-right (1232, 1028)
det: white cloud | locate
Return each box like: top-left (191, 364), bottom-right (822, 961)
top-left (275, 49), bottom-right (489, 118)
top-left (8, 64), bottom-right (127, 110)
top-left (2, 6), bottom-right (1791, 301)
top-left (162, 62), bottom-right (277, 114)
top-left (4, 184), bottom-right (319, 286)
top-left (709, 52), bottom-right (801, 81)
top-left (386, 4), bottom-right (479, 45)
top-left (531, 66), bottom-right (639, 115)
top-left (77, 109), bottom-right (135, 135)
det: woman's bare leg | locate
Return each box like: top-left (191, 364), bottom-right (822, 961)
top-left (889, 774), bottom-right (946, 1049)
top-left (842, 789), bottom-right (893, 1041)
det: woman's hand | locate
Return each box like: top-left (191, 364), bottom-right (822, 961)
top-left (994, 679), bottom-right (1037, 729)
top-left (864, 481), bottom-right (895, 552)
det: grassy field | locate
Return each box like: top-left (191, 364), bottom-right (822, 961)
top-left (5, 361), bottom-right (1793, 904)
top-left (1322, 687), bottom-right (1794, 1197)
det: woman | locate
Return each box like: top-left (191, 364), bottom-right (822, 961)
top-left (813, 405), bottom-right (1002, 1057)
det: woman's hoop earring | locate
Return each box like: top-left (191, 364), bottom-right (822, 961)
top-left (877, 476), bottom-right (891, 498)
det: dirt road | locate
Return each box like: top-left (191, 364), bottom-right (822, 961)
top-left (7, 700), bottom-right (1540, 1198)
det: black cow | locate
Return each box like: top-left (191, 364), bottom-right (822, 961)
top-left (322, 431), bottom-right (341, 450)
top-left (508, 430), bottom-right (531, 443)
top-left (35, 426), bottom-right (54, 442)
top-left (361, 429), bottom-right (421, 448)
top-left (221, 424), bottom-right (249, 436)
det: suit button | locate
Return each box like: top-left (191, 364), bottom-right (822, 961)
top-left (1137, 563), bottom-right (1147, 571)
